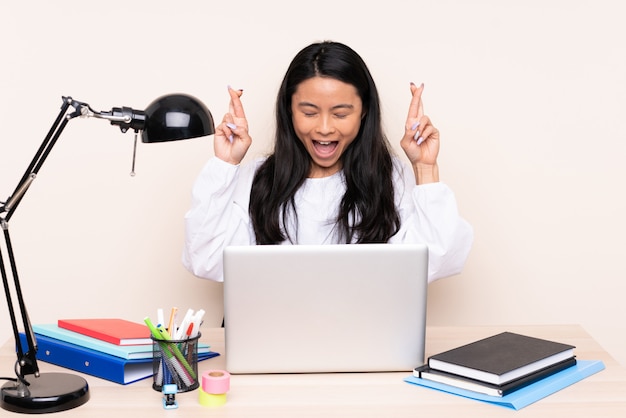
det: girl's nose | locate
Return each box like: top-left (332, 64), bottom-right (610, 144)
top-left (316, 115), bottom-right (336, 135)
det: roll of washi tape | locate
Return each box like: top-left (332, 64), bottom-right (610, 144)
top-left (201, 370), bottom-right (230, 395)
top-left (198, 388), bottom-right (227, 407)
top-left (199, 370), bottom-right (230, 407)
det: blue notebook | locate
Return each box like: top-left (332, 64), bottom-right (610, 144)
top-left (404, 359), bottom-right (605, 410)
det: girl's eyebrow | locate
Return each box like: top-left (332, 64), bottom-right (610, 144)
top-left (297, 101), bottom-right (354, 110)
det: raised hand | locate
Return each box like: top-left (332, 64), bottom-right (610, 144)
top-left (214, 86), bottom-right (252, 165)
top-left (399, 83), bottom-right (440, 183)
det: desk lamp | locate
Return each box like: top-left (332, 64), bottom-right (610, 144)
top-left (0, 94), bottom-right (214, 413)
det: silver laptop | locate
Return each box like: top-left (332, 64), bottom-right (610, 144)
top-left (223, 244), bottom-right (428, 374)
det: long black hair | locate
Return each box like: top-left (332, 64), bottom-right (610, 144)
top-left (249, 41), bottom-right (400, 244)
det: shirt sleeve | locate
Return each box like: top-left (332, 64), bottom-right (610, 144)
top-left (181, 157), bottom-right (257, 282)
top-left (390, 162), bottom-right (474, 283)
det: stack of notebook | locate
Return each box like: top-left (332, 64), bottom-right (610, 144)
top-left (18, 318), bottom-right (218, 384)
top-left (406, 331), bottom-right (605, 410)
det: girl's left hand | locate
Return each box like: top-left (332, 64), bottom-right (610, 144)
top-left (400, 82), bottom-right (440, 167)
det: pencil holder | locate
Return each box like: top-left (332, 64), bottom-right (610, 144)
top-left (151, 333), bottom-right (200, 392)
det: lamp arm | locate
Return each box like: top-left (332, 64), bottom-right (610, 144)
top-left (1, 98), bottom-right (72, 220)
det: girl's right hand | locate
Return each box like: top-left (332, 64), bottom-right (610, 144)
top-left (214, 86), bottom-right (252, 165)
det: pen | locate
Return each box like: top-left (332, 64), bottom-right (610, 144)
top-left (157, 308), bottom-right (164, 329)
top-left (145, 316), bottom-right (176, 384)
top-left (176, 309), bottom-right (194, 340)
top-left (145, 316), bottom-right (164, 341)
top-left (185, 323), bottom-right (197, 364)
top-left (190, 309), bottom-right (205, 338)
top-left (167, 307), bottom-right (178, 334)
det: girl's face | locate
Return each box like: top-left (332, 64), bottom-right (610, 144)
top-left (291, 76), bottom-right (363, 178)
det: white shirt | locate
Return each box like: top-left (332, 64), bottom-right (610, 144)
top-left (182, 157), bottom-right (473, 283)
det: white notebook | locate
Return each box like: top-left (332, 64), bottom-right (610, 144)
top-left (223, 244), bottom-right (429, 374)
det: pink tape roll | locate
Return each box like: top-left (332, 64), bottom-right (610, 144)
top-left (201, 370), bottom-right (230, 394)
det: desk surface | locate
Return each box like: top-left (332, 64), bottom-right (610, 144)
top-left (2, 325), bottom-right (625, 417)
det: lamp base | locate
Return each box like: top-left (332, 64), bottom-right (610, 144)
top-left (1, 372), bottom-right (89, 414)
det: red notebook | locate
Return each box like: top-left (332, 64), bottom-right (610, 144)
top-left (58, 318), bottom-right (152, 346)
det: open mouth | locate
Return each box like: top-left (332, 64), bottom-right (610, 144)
top-left (313, 140), bottom-right (338, 156)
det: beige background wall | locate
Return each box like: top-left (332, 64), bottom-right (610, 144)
top-left (1, 1), bottom-right (624, 365)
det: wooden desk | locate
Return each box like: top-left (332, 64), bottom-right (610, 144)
top-left (2, 325), bottom-right (625, 416)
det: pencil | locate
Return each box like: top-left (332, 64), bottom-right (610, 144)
top-left (167, 307), bottom-right (178, 334)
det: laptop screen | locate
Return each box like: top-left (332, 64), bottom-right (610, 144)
top-left (223, 244), bottom-right (428, 374)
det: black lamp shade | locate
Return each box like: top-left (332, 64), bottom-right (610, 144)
top-left (142, 94), bottom-right (215, 143)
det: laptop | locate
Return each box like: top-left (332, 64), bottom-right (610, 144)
top-left (223, 243), bottom-right (429, 374)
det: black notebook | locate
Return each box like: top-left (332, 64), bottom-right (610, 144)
top-left (427, 332), bottom-right (575, 385)
top-left (415, 357), bottom-right (577, 397)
